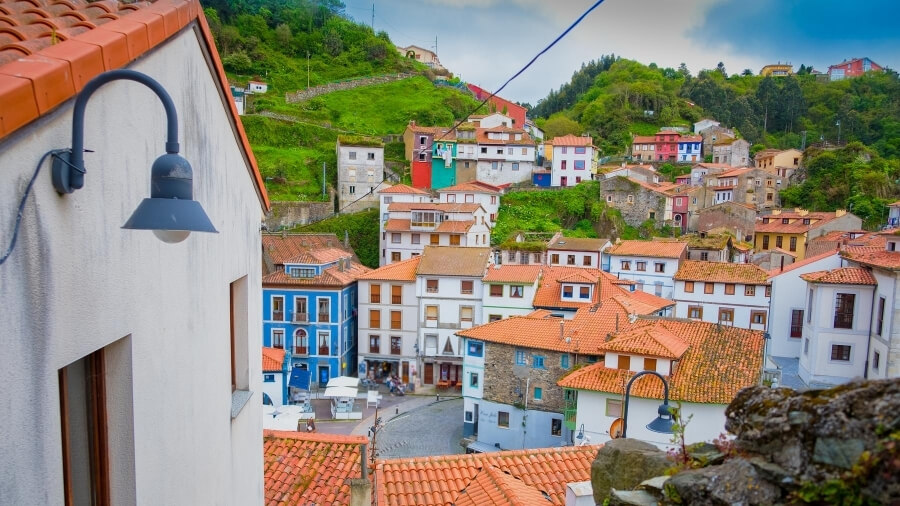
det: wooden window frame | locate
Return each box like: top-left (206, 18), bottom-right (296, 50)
top-left (724, 283), bottom-right (735, 295)
top-left (704, 282), bottom-right (714, 294)
top-left (684, 281), bottom-right (694, 293)
top-left (370, 284), bottom-right (381, 304)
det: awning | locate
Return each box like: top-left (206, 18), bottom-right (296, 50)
top-left (323, 386), bottom-right (358, 398)
top-left (289, 368), bottom-right (310, 390)
top-left (466, 441), bottom-right (502, 454)
top-left (326, 376), bottom-right (359, 388)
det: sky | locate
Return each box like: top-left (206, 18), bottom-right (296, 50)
top-left (342, 0), bottom-right (900, 106)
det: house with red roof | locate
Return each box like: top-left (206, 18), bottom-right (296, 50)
top-left (607, 240), bottom-right (688, 299)
top-left (550, 134), bottom-right (595, 187)
top-left (630, 135), bottom-right (657, 162)
top-left (457, 281), bottom-right (673, 449)
top-left (827, 57), bottom-right (883, 80)
top-left (437, 181), bottom-right (504, 225)
top-left (557, 317), bottom-right (764, 448)
top-left (753, 208), bottom-right (862, 259)
top-left (262, 346), bottom-right (288, 406)
top-left (654, 130), bottom-right (681, 162)
top-left (672, 261), bottom-right (771, 330)
top-left (482, 264), bottom-right (544, 321)
top-left (379, 200), bottom-right (491, 266)
top-left (0, 0), bottom-right (270, 503)
top-left (262, 233), bottom-right (370, 391)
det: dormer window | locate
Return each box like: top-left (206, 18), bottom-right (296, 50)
top-left (288, 267), bottom-right (316, 278)
top-left (562, 285), bottom-right (574, 298)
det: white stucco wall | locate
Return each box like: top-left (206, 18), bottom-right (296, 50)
top-left (608, 255), bottom-right (680, 299)
top-left (673, 280), bottom-right (770, 330)
top-left (481, 279), bottom-right (539, 321)
top-left (263, 372), bottom-right (284, 407)
top-left (551, 146), bottom-right (593, 187)
top-left (357, 279), bottom-right (419, 376)
top-left (0, 28), bottom-right (264, 505)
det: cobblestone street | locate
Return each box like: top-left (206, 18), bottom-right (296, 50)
top-left (372, 397), bottom-right (464, 459)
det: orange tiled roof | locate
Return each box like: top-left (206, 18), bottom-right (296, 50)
top-left (435, 220), bottom-right (475, 233)
top-left (673, 260), bottom-right (770, 284)
top-left (262, 234), bottom-right (351, 265)
top-left (262, 347), bottom-right (285, 372)
top-left (754, 211), bottom-right (841, 234)
top-left (557, 270), bottom-right (598, 284)
top-left (548, 236), bottom-right (609, 252)
top-left (840, 245), bottom-right (900, 271)
top-left (357, 255), bottom-right (420, 281)
top-left (717, 167), bottom-right (752, 178)
top-left (801, 267), bottom-right (877, 285)
top-left (438, 181), bottom-right (502, 194)
top-left (679, 135), bottom-right (703, 142)
top-left (552, 133), bottom-right (592, 146)
top-left (379, 183), bottom-right (429, 194)
top-left (417, 246), bottom-right (491, 277)
top-left (607, 240), bottom-right (687, 259)
top-left (558, 318), bottom-right (764, 404)
top-left (767, 250), bottom-right (839, 277)
top-left (610, 291), bottom-right (674, 314)
top-left (264, 430), bottom-right (367, 505)
top-left (388, 202), bottom-right (482, 213)
top-left (285, 246), bottom-right (352, 265)
top-left (632, 135), bottom-right (656, 144)
top-left (483, 264), bottom-right (542, 283)
top-left (532, 267), bottom-right (609, 309)
top-left (383, 218), bottom-right (411, 232)
top-left (600, 325), bottom-right (689, 359)
top-left (475, 127), bottom-right (534, 146)
top-left (263, 262), bottom-right (371, 287)
top-left (454, 465), bottom-right (550, 506)
top-left (0, 0), bottom-right (269, 210)
top-left (375, 445), bottom-right (599, 506)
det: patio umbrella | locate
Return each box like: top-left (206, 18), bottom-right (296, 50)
top-left (326, 376), bottom-right (360, 388)
top-left (322, 386), bottom-right (358, 398)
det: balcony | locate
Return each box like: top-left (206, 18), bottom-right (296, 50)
top-left (318, 346), bottom-right (330, 355)
top-left (272, 311), bottom-right (284, 321)
top-left (294, 346), bottom-right (308, 355)
top-left (318, 313), bottom-right (330, 323)
top-left (293, 312), bottom-right (308, 323)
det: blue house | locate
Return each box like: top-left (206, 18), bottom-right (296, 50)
top-left (262, 233), bottom-right (371, 396)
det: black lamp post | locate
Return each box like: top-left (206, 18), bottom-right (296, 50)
top-left (51, 69), bottom-right (217, 243)
top-left (621, 370), bottom-right (675, 438)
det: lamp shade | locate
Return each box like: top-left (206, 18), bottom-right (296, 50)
top-left (645, 402), bottom-right (675, 434)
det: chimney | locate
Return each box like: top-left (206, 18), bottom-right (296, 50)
top-left (344, 230), bottom-right (350, 249)
top-left (348, 479), bottom-right (371, 506)
top-left (565, 481), bottom-right (595, 506)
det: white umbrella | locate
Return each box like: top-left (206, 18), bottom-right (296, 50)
top-left (323, 386), bottom-right (358, 398)
top-left (326, 376), bottom-right (360, 388)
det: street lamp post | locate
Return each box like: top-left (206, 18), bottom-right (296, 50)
top-left (621, 370), bottom-right (675, 438)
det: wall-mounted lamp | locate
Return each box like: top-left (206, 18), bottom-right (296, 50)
top-left (575, 424), bottom-right (585, 440)
top-left (51, 69), bottom-right (217, 243)
top-left (622, 370), bottom-right (675, 438)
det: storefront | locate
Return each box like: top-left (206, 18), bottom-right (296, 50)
top-left (359, 357), bottom-right (413, 384)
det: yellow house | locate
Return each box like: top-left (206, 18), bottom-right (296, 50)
top-left (760, 63), bottom-right (793, 77)
top-left (753, 209), bottom-right (862, 259)
top-left (543, 141), bottom-right (553, 162)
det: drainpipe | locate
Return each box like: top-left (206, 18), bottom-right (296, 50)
top-left (863, 283), bottom-right (878, 379)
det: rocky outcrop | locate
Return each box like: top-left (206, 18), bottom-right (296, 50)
top-left (591, 439), bottom-right (671, 504)
top-left (592, 379), bottom-right (900, 505)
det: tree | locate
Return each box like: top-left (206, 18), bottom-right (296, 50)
top-left (275, 23), bottom-right (292, 49)
top-left (742, 68), bottom-right (753, 76)
top-left (677, 62), bottom-right (690, 78)
top-left (716, 62), bottom-right (727, 77)
top-left (542, 115), bottom-right (582, 138)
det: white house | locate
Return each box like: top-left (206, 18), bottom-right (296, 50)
top-left (417, 246), bottom-right (492, 386)
top-left (546, 235), bottom-right (611, 270)
top-left (766, 251), bottom-right (842, 359)
top-left (377, 184), bottom-right (431, 231)
top-left (437, 181), bottom-right (503, 226)
top-left (380, 202), bottom-right (491, 265)
top-left (262, 347), bottom-right (287, 406)
top-left (693, 118), bottom-right (720, 134)
top-left (558, 318), bottom-right (764, 449)
top-left (672, 261), bottom-right (771, 330)
top-left (356, 256), bottom-right (422, 386)
top-left (482, 265), bottom-right (543, 322)
top-left (336, 137), bottom-right (388, 213)
top-left (472, 126), bottom-right (537, 186)
top-left (469, 112), bottom-right (516, 129)
top-left (0, 1), bottom-right (268, 502)
top-left (550, 134), bottom-right (594, 187)
top-left (247, 80), bottom-right (269, 94)
top-left (799, 267), bottom-right (877, 386)
top-left (607, 240), bottom-right (688, 299)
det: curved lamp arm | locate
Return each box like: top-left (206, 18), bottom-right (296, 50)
top-left (621, 370), bottom-right (670, 438)
top-left (53, 69), bottom-right (180, 194)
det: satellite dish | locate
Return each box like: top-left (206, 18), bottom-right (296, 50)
top-left (610, 418), bottom-right (624, 439)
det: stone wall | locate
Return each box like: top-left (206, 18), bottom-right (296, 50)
top-left (593, 379), bottom-right (900, 505)
top-left (601, 176), bottom-right (668, 227)
top-left (696, 203), bottom-right (757, 241)
top-left (286, 73), bottom-right (417, 103)
top-left (483, 341), bottom-right (593, 413)
top-left (264, 196), bottom-right (335, 231)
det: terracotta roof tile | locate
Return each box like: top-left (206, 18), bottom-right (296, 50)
top-left (754, 211), bottom-right (841, 233)
top-left (383, 218), bottom-right (411, 232)
top-left (357, 256), bottom-right (421, 281)
top-left (532, 267), bottom-right (610, 309)
top-left (387, 202), bottom-right (482, 213)
top-left (551, 134), bottom-right (592, 146)
top-left (475, 127), bottom-right (534, 146)
top-left (839, 246), bottom-right (900, 271)
top-left (264, 430), bottom-right (367, 506)
top-left (767, 250), bottom-right (839, 277)
top-left (548, 236), bottom-right (609, 252)
top-left (632, 135), bottom-right (656, 143)
top-left (673, 261), bottom-right (770, 284)
top-left (417, 246), bottom-right (490, 276)
top-left (801, 267), bottom-right (877, 285)
top-left (435, 220), bottom-right (474, 233)
top-left (262, 346), bottom-right (285, 372)
top-left (0, 0), bottom-right (270, 209)
top-left (438, 181), bottom-right (503, 194)
top-left (263, 262), bottom-right (371, 287)
top-left (454, 466), bottom-right (550, 506)
top-left (483, 264), bottom-right (542, 283)
top-left (262, 233), bottom-right (351, 264)
top-left (599, 325), bottom-right (689, 359)
top-left (375, 446), bottom-right (598, 506)
top-left (379, 183), bottom-right (430, 195)
top-left (607, 240), bottom-right (687, 259)
top-left (558, 318), bottom-right (764, 404)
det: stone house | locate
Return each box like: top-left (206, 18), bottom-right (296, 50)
top-left (681, 233), bottom-right (732, 262)
top-left (336, 136), bottom-right (388, 213)
top-left (601, 176), bottom-right (674, 228)
top-left (711, 138), bottom-right (750, 167)
top-left (696, 201), bottom-right (758, 242)
top-left (698, 125), bottom-right (735, 155)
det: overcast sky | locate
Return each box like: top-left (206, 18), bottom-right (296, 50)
top-left (343, 0), bottom-right (900, 106)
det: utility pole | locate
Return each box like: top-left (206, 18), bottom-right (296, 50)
top-left (801, 130), bottom-right (807, 150)
top-left (836, 120), bottom-right (842, 144)
top-left (322, 162), bottom-right (326, 199)
top-left (371, 2), bottom-right (375, 31)
top-left (306, 51), bottom-right (310, 90)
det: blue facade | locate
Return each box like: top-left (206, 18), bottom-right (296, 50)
top-left (263, 264), bottom-right (359, 394)
top-left (677, 141), bottom-right (702, 162)
top-left (533, 172), bottom-right (551, 187)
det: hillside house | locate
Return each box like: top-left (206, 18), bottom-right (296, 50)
top-left (551, 135), bottom-right (595, 187)
top-left (471, 126), bottom-right (536, 185)
top-left (380, 201), bottom-right (491, 265)
top-left (711, 138), bottom-right (750, 167)
top-left (696, 201), bottom-right (758, 242)
top-left (693, 118), bottom-right (720, 134)
top-left (607, 240), bottom-right (688, 298)
top-left (336, 136), bottom-right (388, 213)
top-left (699, 126), bottom-right (736, 156)
top-left (753, 209), bottom-right (862, 259)
top-left (436, 181), bottom-right (504, 226)
top-left (481, 265), bottom-right (544, 322)
top-left (677, 135), bottom-right (704, 163)
top-left (672, 261), bottom-right (771, 330)
top-left (827, 57), bottom-right (883, 80)
top-left (546, 235), bottom-right (612, 270)
top-left (397, 44), bottom-right (444, 70)
top-left (754, 149), bottom-right (802, 178)
top-left (682, 232), bottom-right (733, 262)
top-left (466, 84), bottom-right (527, 128)
top-left (600, 176), bottom-right (674, 228)
top-left (631, 135), bottom-right (657, 162)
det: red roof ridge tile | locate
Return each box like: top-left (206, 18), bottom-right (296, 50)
top-left (263, 430), bottom-right (368, 445)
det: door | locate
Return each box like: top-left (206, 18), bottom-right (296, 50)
top-left (424, 363), bottom-right (434, 385)
top-left (473, 403), bottom-right (479, 435)
top-left (560, 176), bottom-right (568, 187)
top-left (402, 362), bottom-right (409, 384)
top-left (318, 366), bottom-right (330, 387)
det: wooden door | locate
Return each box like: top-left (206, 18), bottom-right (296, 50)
top-left (402, 362), bottom-right (409, 384)
top-left (424, 363), bottom-right (434, 384)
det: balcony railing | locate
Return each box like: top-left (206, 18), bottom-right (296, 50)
top-left (292, 312), bottom-right (308, 323)
top-left (318, 346), bottom-right (330, 355)
top-left (272, 311), bottom-right (284, 321)
top-left (294, 346), bottom-right (308, 355)
top-left (318, 313), bottom-right (330, 323)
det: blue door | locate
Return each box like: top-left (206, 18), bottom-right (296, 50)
top-left (318, 366), bottom-right (330, 387)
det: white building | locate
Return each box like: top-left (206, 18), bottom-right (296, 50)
top-left (356, 256), bottom-right (422, 386)
top-left (799, 267), bottom-right (877, 386)
top-left (262, 347), bottom-right (287, 407)
top-left (336, 137), bottom-right (388, 213)
top-left (546, 235), bottom-right (611, 270)
top-left (482, 265), bottom-right (543, 322)
top-left (0, 1), bottom-right (268, 502)
top-left (380, 202), bottom-right (491, 265)
top-left (247, 80), bottom-right (268, 94)
top-left (417, 246), bottom-right (492, 386)
top-left (693, 118), bottom-right (720, 134)
top-left (607, 240), bottom-right (688, 299)
top-left (550, 134), bottom-right (594, 187)
top-left (377, 184), bottom-right (431, 231)
top-left (436, 181), bottom-right (503, 226)
top-left (558, 319), bottom-right (764, 449)
top-left (672, 261), bottom-right (771, 331)
top-left (766, 251), bottom-right (842, 358)
top-left (469, 112), bottom-right (516, 129)
top-left (471, 126), bottom-right (537, 186)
